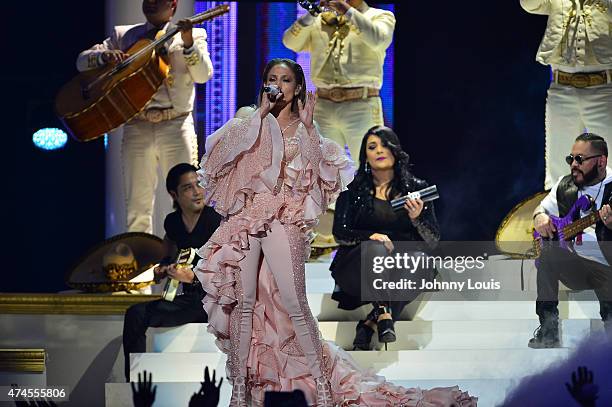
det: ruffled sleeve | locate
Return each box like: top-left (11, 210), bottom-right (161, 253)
top-left (197, 108), bottom-right (284, 217)
top-left (293, 124), bottom-right (354, 221)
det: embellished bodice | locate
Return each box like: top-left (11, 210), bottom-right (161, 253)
top-left (283, 134), bottom-right (300, 163)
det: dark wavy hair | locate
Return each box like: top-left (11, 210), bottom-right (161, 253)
top-left (349, 126), bottom-right (415, 212)
top-left (257, 58), bottom-right (307, 113)
top-left (166, 163), bottom-right (198, 210)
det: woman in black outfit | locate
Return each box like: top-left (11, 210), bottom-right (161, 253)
top-left (330, 126), bottom-right (440, 350)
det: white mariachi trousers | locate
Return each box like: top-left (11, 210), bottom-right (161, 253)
top-left (121, 114), bottom-right (198, 233)
top-left (545, 82), bottom-right (612, 189)
top-left (314, 96), bottom-right (384, 165)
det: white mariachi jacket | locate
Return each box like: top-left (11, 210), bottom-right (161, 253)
top-left (520, 0), bottom-right (612, 68)
top-left (282, 3), bottom-right (395, 89)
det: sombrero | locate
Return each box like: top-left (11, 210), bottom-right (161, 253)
top-left (496, 191), bottom-right (548, 259)
top-left (311, 209), bottom-right (338, 259)
top-left (66, 232), bottom-right (165, 292)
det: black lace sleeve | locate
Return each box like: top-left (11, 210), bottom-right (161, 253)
top-left (408, 178), bottom-right (440, 249)
top-left (332, 190), bottom-right (373, 245)
top-left (411, 201), bottom-right (440, 248)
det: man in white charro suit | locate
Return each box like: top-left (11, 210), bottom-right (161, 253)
top-left (282, 0), bottom-right (395, 164)
top-left (76, 0), bottom-right (213, 233)
top-left (521, 0), bottom-right (612, 190)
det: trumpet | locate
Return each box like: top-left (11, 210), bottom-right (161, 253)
top-left (298, 1), bottom-right (338, 17)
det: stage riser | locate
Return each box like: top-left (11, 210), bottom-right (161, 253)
top-left (308, 294), bottom-right (602, 321)
top-left (151, 319), bottom-right (601, 353)
top-left (128, 348), bottom-right (571, 383)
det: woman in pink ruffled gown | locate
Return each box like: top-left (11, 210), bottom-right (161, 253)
top-left (194, 58), bottom-right (477, 407)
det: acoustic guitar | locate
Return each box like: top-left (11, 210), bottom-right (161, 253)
top-left (55, 5), bottom-right (229, 142)
top-left (161, 247), bottom-right (196, 302)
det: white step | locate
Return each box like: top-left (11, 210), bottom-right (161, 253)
top-left (151, 319), bottom-right (601, 353)
top-left (129, 352), bottom-right (227, 382)
top-left (306, 256), bottom-right (598, 300)
top-left (304, 257), bottom-right (534, 293)
top-left (304, 292), bottom-right (602, 321)
top-left (106, 378), bottom-right (512, 407)
top-left (349, 348), bottom-right (569, 380)
top-left (129, 348), bottom-right (570, 383)
top-left (305, 258), bottom-right (602, 321)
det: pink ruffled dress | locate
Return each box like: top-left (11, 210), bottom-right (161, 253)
top-left (194, 108), bottom-right (477, 406)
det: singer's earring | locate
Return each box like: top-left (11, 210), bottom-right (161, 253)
top-left (365, 161), bottom-right (371, 173)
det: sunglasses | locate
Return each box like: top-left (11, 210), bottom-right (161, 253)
top-left (565, 154), bottom-right (602, 165)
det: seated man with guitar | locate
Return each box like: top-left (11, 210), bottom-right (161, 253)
top-left (122, 163), bottom-right (221, 381)
top-left (531, 133), bottom-right (612, 348)
top-left (76, 0), bottom-right (214, 234)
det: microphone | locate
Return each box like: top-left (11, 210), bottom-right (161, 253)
top-left (263, 84), bottom-right (281, 96)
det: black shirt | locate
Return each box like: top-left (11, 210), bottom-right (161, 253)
top-left (164, 205), bottom-right (222, 253)
top-left (162, 206), bottom-right (222, 297)
top-left (359, 197), bottom-right (416, 242)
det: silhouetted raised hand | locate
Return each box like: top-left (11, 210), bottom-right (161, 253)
top-left (189, 366), bottom-right (223, 407)
top-left (13, 399), bottom-right (57, 407)
top-left (131, 370), bottom-right (157, 407)
top-left (565, 366), bottom-right (598, 407)
top-left (11, 384), bottom-right (57, 407)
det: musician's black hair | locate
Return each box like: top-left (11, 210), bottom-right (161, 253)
top-left (166, 163), bottom-right (199, 210)
top-left (258, 58), bottom-right (307, 113)
top-left (349, 126), bottom-right (417, 213)
top-left (576, 133), bottom-right (608, 157)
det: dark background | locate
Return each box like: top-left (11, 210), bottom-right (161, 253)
top-left (4, 1), bottom-right (550, 292)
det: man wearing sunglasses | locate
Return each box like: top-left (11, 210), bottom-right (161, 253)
top-left (530, 133), bottom-right (612, 348)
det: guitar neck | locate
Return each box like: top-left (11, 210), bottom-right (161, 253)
top-left (562, 211), bottom-right (600, 240)
top-left (150, 5), bottom-right (231, 49)
top-left (177, 248), bottom-right (196, 265)
top-left (113, 5), bottom-right (230, 73)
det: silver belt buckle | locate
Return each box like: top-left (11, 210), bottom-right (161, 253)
top-left (146, 109), bottom-right (164, 123)
top-left (329, 88), bottom-right (344, 102)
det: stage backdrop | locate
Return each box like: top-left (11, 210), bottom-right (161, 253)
top-left (5, 1), bottom-right (551, 292)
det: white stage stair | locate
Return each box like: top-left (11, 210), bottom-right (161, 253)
top-left (105, 257), bottom-right (606, 407)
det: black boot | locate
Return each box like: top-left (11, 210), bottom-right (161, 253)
top-left (376, 305), bottom-right (396, 350)
top-left (528, 315), bottom-right (561, 348)
top-left (352, 320), bottom-right (375, 350)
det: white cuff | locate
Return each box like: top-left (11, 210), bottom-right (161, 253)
top-left (299, 13), bottom-right (315, 26)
